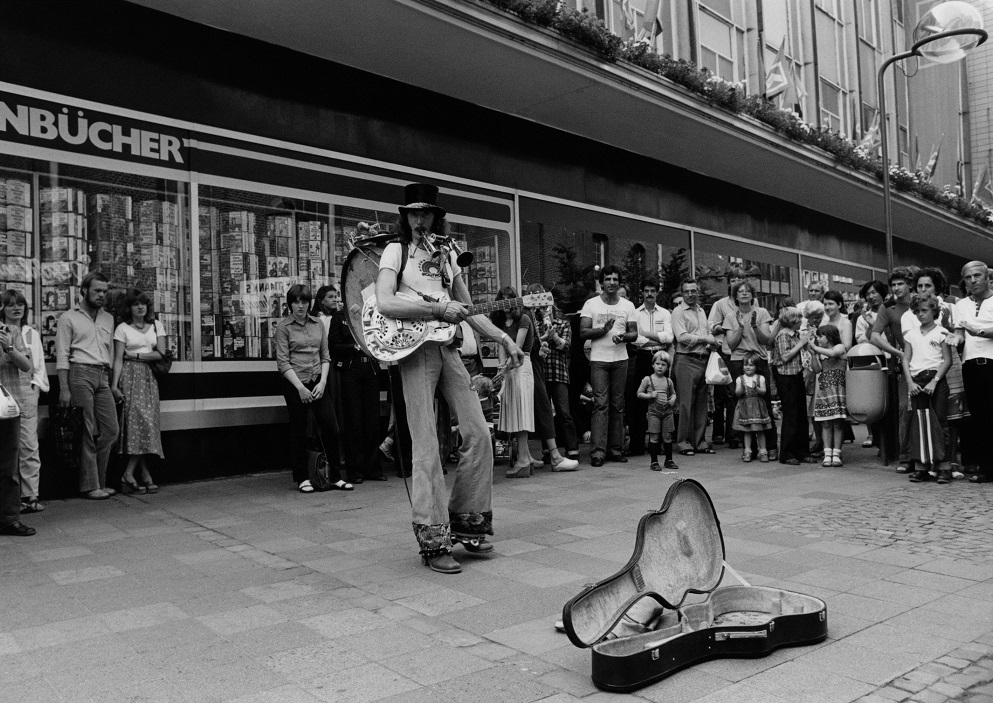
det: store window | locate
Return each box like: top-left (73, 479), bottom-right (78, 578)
top-left (198, 185), bottom-right (330, 360)
top-left (694, 233), bottom-right (798, 313)
top-left (0, 157), bottom-right (192, 362)
top-left (799, 255), bottom-right (874, 310)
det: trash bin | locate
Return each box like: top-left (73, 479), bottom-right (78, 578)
top-left (845, 343), bottom-right (888, 425)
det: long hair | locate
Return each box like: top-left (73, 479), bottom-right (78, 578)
top-left (311, 284), bottom-right (337, 316)
top-left (1, 289), bottom-right (28, 320)
top-left (396, 211), bottom-right (448, 244)
top-left (121, 289), bottom-right (156, 325)
top-left (490, 286), bottom-right (520, 328)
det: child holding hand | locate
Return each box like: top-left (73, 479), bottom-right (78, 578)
top-left (732, 352), bottom-right (773, 462)
top-left (637, 351), bottom-right (678, 471)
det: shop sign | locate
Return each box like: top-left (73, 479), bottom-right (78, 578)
top-left (0, 92), bottom-right (188, 167)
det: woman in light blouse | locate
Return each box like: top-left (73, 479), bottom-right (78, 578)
top-left (275, 284), bottom-right (350, 493)
top-left (0, 292), bottom-right (36, 536)
top-left (111, 289), bottom-right (168, 494)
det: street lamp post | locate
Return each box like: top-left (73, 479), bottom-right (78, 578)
top-left (877, 2), bottom-right (987, 273)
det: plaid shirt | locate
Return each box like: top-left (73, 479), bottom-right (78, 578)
top-left (773, 328), bottom-right (804, 375)
top-left (545, 316), bottom-right (572, 384)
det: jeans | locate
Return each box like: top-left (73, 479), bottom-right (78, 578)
top-left (962, 359), bottom-right (993, 477)
top-left (775, 371), bottom-right (808, 462)
top-left (548, 381), bottom-right (579, 454)
top-left (590, 359), bottom-right (628, 458)
top-left (68, 364), bottom-right (119, 493)
top-left (281, 378), bottom-right (343, 485)
top-left (0, 418), bottom-right (20, 526)
top-left (673, 354), bottom-right (710, 452)
top-left (18, 385), bottom-right (41, 498)
top-left (399, 344), bottom-right (492, 548)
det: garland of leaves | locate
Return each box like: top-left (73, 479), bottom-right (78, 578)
top-left (472, 0), bottom-right (993, 229)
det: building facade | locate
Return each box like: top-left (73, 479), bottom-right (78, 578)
top-left (0, 0), bottom-right (990, 481)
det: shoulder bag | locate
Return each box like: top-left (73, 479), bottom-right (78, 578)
top-left (0, 383), bottom-right (20, 420)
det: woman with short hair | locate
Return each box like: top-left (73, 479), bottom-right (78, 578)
top-left (111, 289), bottom-right (168, 493)
top-left (275, 284), bottom-right (350, 493)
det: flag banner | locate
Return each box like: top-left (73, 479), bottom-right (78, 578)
top-left (765, 38), bottom-right (789, 98)
top-left (859, 112), bottom-right (881, 153)
top-left (924, 136), bottom-right (943, 181)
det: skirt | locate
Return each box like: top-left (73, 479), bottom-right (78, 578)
top-left (118, 360), bottom-right (164, 457)
top-left (732, 394), bottom-right (772, 432)
top-left (498, 357), bottom-right (535, 433)
top-left (813, 368), bottom-right (847, 421)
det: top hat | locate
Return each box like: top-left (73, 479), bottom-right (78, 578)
top-left (398, 183), bottom-right (446, 218)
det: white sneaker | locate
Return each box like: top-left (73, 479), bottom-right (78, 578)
top-left (551, 457), bottom-right (579, 472)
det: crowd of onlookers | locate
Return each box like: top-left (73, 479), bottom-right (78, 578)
top-left (1, 257), bottom-right (991, 537)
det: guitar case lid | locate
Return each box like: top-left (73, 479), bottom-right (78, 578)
top-left (562, 479), bottom-right (725, 648)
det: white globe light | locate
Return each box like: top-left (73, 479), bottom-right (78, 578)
top-left (914, 1), bottom-right (986, 64)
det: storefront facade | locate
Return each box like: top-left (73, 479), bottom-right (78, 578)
top-left (0, 1), bottom-right (984, 480)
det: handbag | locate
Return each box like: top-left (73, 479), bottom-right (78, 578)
top-left (149, 350), bottom-right (173, 381)
top-left (0, 383), bottom-right (20, 420)
top-left (51, 405), bottom-right (85, 470)
top-left (704, 352), bottom-right (732, 386)
top-left (306, 450), bottom-right (333, 491)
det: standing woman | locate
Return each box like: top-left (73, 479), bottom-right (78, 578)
top-left (855, 281), bottom-right (887, 344)
top-left (1, 291), bottom-right (48, 512)
top-left (492, 287), bottom-right (537, 477)
top-left (721, 281), bottom-right (777, 459)
top-left (822, 291), bottom-right (854, 349)
top-left (0, 293), bottom-right (37, 535)
top-left (312, 285), bottom-right (344, 436)
top-left (111, 290), bottom-right (168, 493)
top-left (527, 284), bottom-right (579, 472)
top-left (275, 284), bottom-right (351, 493)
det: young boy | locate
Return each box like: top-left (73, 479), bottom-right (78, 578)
top-left (903, 294), bottom-right (952, 484)
top-left (636, 351), bottom-right (678, 471)
top-left (773, 307), bottom-right (815, 465)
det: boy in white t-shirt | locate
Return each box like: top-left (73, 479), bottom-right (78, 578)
top-left (902, 295), bottom-right (952, 484)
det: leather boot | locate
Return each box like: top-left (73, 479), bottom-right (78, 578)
top-left (422, 552), bottom-right (461, 574)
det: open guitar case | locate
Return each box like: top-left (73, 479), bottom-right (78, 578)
top-left (562, 479), bottom-right (827, 692)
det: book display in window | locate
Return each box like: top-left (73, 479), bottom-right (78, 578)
top-left (1, 178), bottom-right (36, 312)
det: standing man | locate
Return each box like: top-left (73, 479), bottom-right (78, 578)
top-left (707, 268), bottom-right (746, 447)
top-left (626, 279), bottom-right (673, 456)
top-left (375, 183), bottom-right (524, 575)
top-left (870, 267), bottom-right (916, 472)
top-left (671, 279), bottom-right (719, 456)
top-left (580, 265), bottom-right (638, 467)
top-left (949, 261), bottom-right (993, 484)
top-left (797, 279), bottom-right (827, 319)
top-left (55, 272), bottom-right (119, 500)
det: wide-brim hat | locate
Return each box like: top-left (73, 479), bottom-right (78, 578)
top-left (398, 182), bottom-right (446, 218)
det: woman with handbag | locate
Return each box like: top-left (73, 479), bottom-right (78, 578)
top-left (276, 284), bottom-right (351, 493)
top-left (0, 293), bottom-right (36, 536)
top-left (111, 289), bottom-right (167, 494)
top-left (2, 290), bottom-right (48, 513)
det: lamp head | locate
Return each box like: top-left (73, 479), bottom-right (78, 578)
top-left (913, 1), bottom-right (986, 64)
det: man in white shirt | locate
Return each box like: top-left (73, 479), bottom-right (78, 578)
top-left (797, 279), bottom-right (827, 319)
top-left (626, 279), bottom-right (673, 456)
top-left (580, 265), bottom-right (638, 467)
top-left (949, 261), bottom-right (993, 484)
top-left (671, 279), bottom-right (719, 455)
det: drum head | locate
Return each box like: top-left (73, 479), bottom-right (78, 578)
top-left (341, 241), bottom-right (387, 361)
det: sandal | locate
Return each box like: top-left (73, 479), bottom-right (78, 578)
top-left (19, 498), bottom-right (45, 514)
top-left (330, 480), bottom-right (354, 491)
top-left (698, 448), bottom-right (717, 455)
top-left (741, 452), bottom-right (752, 463)
top-left (679, 449), bottom-right (695, 456)
top-left (298, 480), bottom-right (315, 493)
top-left (506, 464), bottom-right (532, 478)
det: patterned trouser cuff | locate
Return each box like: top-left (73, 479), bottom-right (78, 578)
top-left (413, 522), bottom-right (452, 555)
top-left (449, 510), bottom-right (493, 536)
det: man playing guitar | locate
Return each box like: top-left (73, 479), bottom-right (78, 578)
top-left (376, 183), bottom-right (525, 574)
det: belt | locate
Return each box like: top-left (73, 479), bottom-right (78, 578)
top-left (965, 357), bottom-right (990, 366)
top-left (677, 351), bottom-right (709, 359)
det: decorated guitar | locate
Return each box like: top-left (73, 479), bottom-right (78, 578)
top-left (361, 291), bottom-right (553, 362)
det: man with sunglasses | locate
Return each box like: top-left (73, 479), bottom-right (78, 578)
top-left (949, 261), bottom-right (993, 484)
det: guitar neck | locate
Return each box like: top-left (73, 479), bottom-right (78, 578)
top-left (465, 298), bottom-right (530, 317)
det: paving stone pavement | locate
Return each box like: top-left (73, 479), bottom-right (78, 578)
top-left (3, 430), bottom-right (993, 703)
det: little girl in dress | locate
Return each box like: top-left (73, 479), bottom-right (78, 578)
top-left (732, 352), bottom-right (773, 462)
